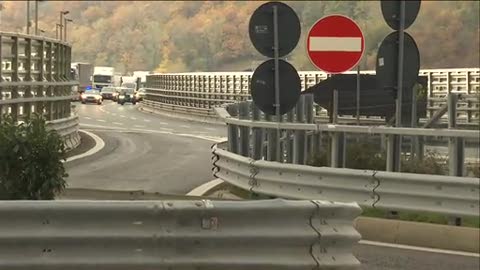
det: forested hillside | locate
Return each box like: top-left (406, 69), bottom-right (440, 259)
top-left (1, 1), bottom-right (478, 73)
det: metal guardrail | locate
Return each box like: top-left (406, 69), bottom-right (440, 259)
top-left (0, 199), bottom-right (361, 270)
top-left (144, 68), bottom-right (480, 125)
top-left (212, 146), bottom-right (480, 217)
top-left (210, 99), bottom-right (480, 217)
top-left (0, 31), bottom-right (79, 148)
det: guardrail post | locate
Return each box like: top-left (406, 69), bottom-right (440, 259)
top-left (447, 93), bottom-right (464, 226)
top-left (448, 93), bottom-right (464, 176)
top-left (330, 90), bottom-right (345, 168)
top-left (266, 114), bottom-right (278, 162)
top-left (238, 102), bottom-right (250, 157)
top-left (251, 103), bottom-right (263, 160)
top-left (305, 94), bottom-right (314, 161)
top-left (227, 104), bottom-right (239, 154)
top-left (286, 109), bottom-right (295, 163)
top-left (294, 95), bottom-right (306, 164)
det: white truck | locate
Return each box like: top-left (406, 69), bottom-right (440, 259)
top-left (92, 66), bottom-right (115, 91)
top-left (120, 76), bottom-right (138, 90)
top-left (132, 71), bottom-right (151, 89)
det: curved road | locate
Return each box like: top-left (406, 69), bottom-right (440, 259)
top-left (65, 101), bottom-right (226, 194)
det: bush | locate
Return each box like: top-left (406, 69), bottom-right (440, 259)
top-left (0, 115), bottom-right (68, 200)
top-left (308, 137), bottom-right (448, 175)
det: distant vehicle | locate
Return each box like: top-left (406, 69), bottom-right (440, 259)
top-left (100, 86), bottom-right (119, 101)
top-left (92, 66), bottom-right (115, 90)
top-left (81, 90), bottom-right (103, 105)
top-left (121, 76), bottom-right (138, 90)
top-left (117, 87), bottom-right (137, 105)
top-left (71, 63), bottom-right (94, 92)
top-left (132, 71), bottom-right (150, 89)
top-left (135, 88), bottom-right (146, 101)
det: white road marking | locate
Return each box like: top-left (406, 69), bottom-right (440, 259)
top-left (113, 122), bottom-right (123, 125)
top-left (180, 125), bottom-right (190, 128)
top-left (143, 119), bottom-right (151, 122)
top-left (79, 123), bottom-right (227, 142)
top-left (97, 119), bottom-right (106, 122)
top-left (134, 125), bottom-right (146, 128)
top-left (159, 122), bottom-right (168, 125)
top-left (64, 130), bottom-right (105, 163)
top-left (204, 127), bottom-right (216, 131)
top-left (84, 117), bottom-right (92, 120)
top-left (120, 115), bottom-right (126, 118)
top-left (359, 240), bottom-right (480, 258)
top-left (130, 117), bottom-right (137, 120)
top-left (187, 179), bottom-right (225, 196)
top-left (160, 128), bottom-right (174, 132)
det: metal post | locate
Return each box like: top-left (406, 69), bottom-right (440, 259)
top-left (330, 90), bottom-right (345, 168)
top-left (64, 18), bottom-right (68, 41)
top-left (410, 85), bottom-right (419, 158)
top-left (239, 102), bottom-right (250, 157)
top-left (392, 0), bottom-right (406, 172)
top-left (252, 103), bottom-right (263, 160)
top-left (356, 64), bottom-right (361, 125)
top-left (228, 105), bottom-right (239, 154)
top-left (294, 95), bottom-right (306, 165)
top-left (273, 5), bottom-right (281, 162)
top-left (286, 110), bottom-right (294, 163)
top-left (305, 94), bottom-right (314, 161)
top-left (26, 0), bottom-right (30, 34)
top-left (35, 0), bottom-right (38, 35)
top-left (448, 94), bottom-right (464, 176)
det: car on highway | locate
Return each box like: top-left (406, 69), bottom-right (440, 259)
top-left (135, 88), bottom-right (146, 101)
top-left (100, 86), bottom-right (119, 101)
top-left (80, 90), bottom-right (103, 105)
top-left (117, 87), bottom-right (137, 105)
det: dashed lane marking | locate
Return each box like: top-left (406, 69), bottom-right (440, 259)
top-left (113, 122), bottom-right (123, 125)
top-left (97, 119), bottom-right (106, 122)
top-left (143, 119), bottom-right (151, 122)
top-left (130, 117), bottom-right (137, 120)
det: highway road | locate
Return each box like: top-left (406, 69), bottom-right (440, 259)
top-left (65, 100), bottom-right (226, 194)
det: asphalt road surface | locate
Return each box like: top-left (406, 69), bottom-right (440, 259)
top-left (65, 100), bottom-right (226, 194)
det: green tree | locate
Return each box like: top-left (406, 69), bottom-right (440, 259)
top-left (0, 115), bottom-right (68, 200)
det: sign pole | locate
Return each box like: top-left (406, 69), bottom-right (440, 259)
top-left (356, 64), bottom-right (361, 125)
top-left (394, 0), bottom-right (406, 171)
top-left (273, 5), bottom-right (281, 162)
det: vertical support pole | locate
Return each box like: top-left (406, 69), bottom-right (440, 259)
top-left (305, 94), bottom-right (314, 161)
top-left (227, 105), bottom-right (239, 154)
top-left (410, 85), bottom-right (420, 159)
top-left (392, 0), bottom-right (406, 172)
top-left (330, 90), bottom-right (345, 168)
top-left (356, 64), bottom-right (361, 125)
top-left (272, 5), bottom-right (281, 162)
top-left (35, 0), bottom-right (38, 35)
top-left (294, 95), bottom-right (306, 164)
top-left (266, 114), bottom-right (278, 162)
top-left (251, 103), bottom-right (263, 160)
top-left (11, 36), bottom-right (19, 122)
top-left (448, 94), bottom-right (464, 176)
top-left (285, 110), bottom-right (294, 163)
top-left (239, 102), bottom-right (250, 157)
top-left (26, 1), bottom-right (30, 34)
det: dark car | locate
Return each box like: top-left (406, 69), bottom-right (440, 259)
top-left (117, 87), bottom-right (137, 105)
top-left (101, 86), bottom-right (118, 101)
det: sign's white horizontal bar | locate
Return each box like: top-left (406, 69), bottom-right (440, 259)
top-left (309, 36), bottom-right (362, 52)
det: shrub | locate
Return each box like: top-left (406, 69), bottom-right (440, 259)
top-left (0, 115), bottom-right (68, 200)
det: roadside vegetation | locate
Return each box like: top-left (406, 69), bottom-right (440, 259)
top-left (0, 115), bottom-right (68, 200)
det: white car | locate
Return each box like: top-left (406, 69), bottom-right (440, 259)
top-left (81, 90), bottom-right (103, 105)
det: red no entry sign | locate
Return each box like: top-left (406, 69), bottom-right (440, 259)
top-left (307, 15), bottom-right (364, 74)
